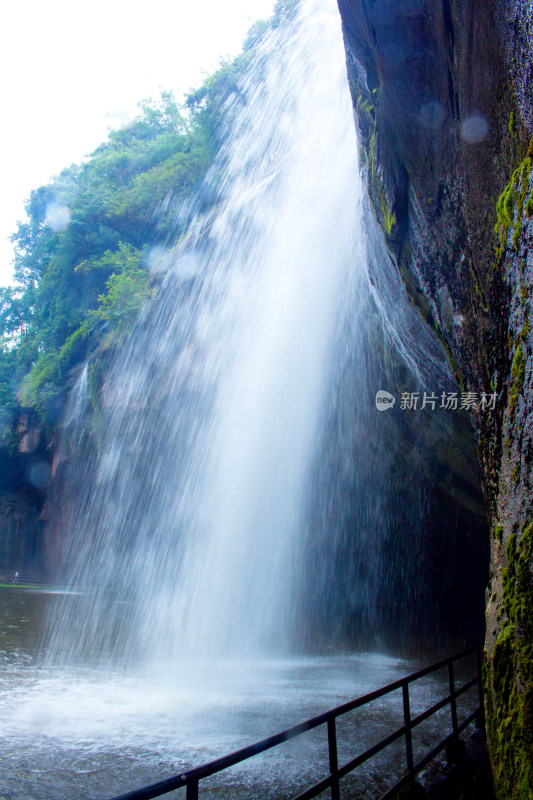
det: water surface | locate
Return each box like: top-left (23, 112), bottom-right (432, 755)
top-left (0, 588), bottom-right (477, 800)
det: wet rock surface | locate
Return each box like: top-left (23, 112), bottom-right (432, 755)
top-left (337, 0), bottom-right (533, 794)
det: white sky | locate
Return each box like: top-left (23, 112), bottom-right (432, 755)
top-left (0, 0), bottom-right (275, 286)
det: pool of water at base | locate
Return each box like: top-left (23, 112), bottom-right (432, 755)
top-left (0, 588), bottom-right (476, 800)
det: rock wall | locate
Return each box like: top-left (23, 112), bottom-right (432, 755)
top-left (0, 410), bottom-right (49, 578)
top-left (335, 0), bottom-right (533, 795)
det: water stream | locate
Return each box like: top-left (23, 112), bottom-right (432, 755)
top-left (0, 0), bottom-right (482, 797)
top-left (48, 0), bottom-right (372, 666)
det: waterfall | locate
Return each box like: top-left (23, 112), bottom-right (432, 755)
top-left (0, 4), bottom-right (490, 798)
top-left (47, 0), bottom-right (452, 668)
top-left (62, 362), bottom-right (89, 433)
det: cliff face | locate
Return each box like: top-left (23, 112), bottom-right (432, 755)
top-left (0, 410), bottom-right (48, 579)
top-left (336, 0), bottom-right (533, 795)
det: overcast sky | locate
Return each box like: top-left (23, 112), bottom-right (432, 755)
top-left (0, 0), bottom-right (275, 286)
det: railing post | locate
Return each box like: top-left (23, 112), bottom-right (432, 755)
top-left (327, 717), bottom-right (340, 800)
top-left (186, 778), bottom-right (199, 800)
top-left (402, 682), bottom-right (414, 778)
top-left (448, 660), bottom-right (458, 737)
top-left (104, 646), bottom-right (484, 800)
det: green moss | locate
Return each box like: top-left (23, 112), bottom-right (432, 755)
top-left (356, 94), bottom-right (376, 126)
top-left (510, 342), bottom-right (526, 416)
top-left (505, 533), bottom-right (516, 575)
top-left (512, 343), bottom-right (525, 382)
top-left (521, 283), bottom-right (528, 310)
top-left (507, 533), bottom-right (517, 563)
top-left (356, 88), bottom-right (397, 241)
top-left (471, 264), bottom-right (484, 300)
top-left (487, 521), bottom-right (533, 799)
top-left (494, 524), bottom-right (504, 544)
top-left (369, 136), bottom-right (396, 238)
top-left (494, 140), bottom-right (533, 255)
top-left (432, 325), bottom-right (464, 390)
top-left (509, 112), bottom-right (517, 137)
top-left (513, 159), bottom-right (531, 248)
top-left (87, 353), bottom-right (109, 413)
top-left (512, 463), bottom-right (520, 484)
top-left (382, 202), bottom-right (396, 236)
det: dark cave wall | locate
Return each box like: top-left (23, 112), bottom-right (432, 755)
top-left (336, 0), bottom-right (533, 796)
top-left (0, 411), bottom-right (48, 579)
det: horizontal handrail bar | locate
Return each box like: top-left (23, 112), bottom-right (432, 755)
top-left (397, 644), bottom-right (479, 685)
top-left (408, 671), bottom-right (478, 732)
top-left (338, 723), bottom-right (407, 779)
top-left (410, 693), bottom-right (452, 729)
top-left (454, 675), bottom-right (479, 699)
top-left (292, 773), bottom-right (334, 800)
top-left (407, 674), bottom-right (478, 731)
top-left (414, 708), bottom-right (479, 774)
top-left (291, 724), bottom-right (414, 800)
top-left (373, 709), bottom-right (480, 800)
top-left (293, 704), bottom-right (481, 800)
top-left (105, 645), bottom-right (482, 800)
top-left (107, 719), bottom-right (325, 800)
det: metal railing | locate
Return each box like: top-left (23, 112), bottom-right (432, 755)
top-left (106, 644), bottom-right (484, 800)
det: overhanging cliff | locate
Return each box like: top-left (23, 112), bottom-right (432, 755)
top-left (336, 0), bottom-right (533, 795)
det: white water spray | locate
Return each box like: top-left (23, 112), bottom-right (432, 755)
top-left (0, 3), bottom-right (471, 797)
top-left (47, 0), bottom-right (450, 669)
top-left (48, 0), bottom-right (366, 665)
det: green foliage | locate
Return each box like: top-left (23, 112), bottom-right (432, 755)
top-left (243, 19), bottom-right (270, 50)
top-left (186, 59), bottom-right (246, 152)
top-left (89, 245), bottom-right (154, 345)
top-left (0, 285), bottom-right (30, 343)
top-left (0, 3), bottom-right (297, 439)
top-left (272, 0), bottom-right (300, 26)
top-left (186, 2), bottom-right (298, 150)
top-left (0, 91), bottom-right (217, 427)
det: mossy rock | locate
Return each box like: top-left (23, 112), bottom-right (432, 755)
top-left (487, 521), bottom-right (533, 799)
